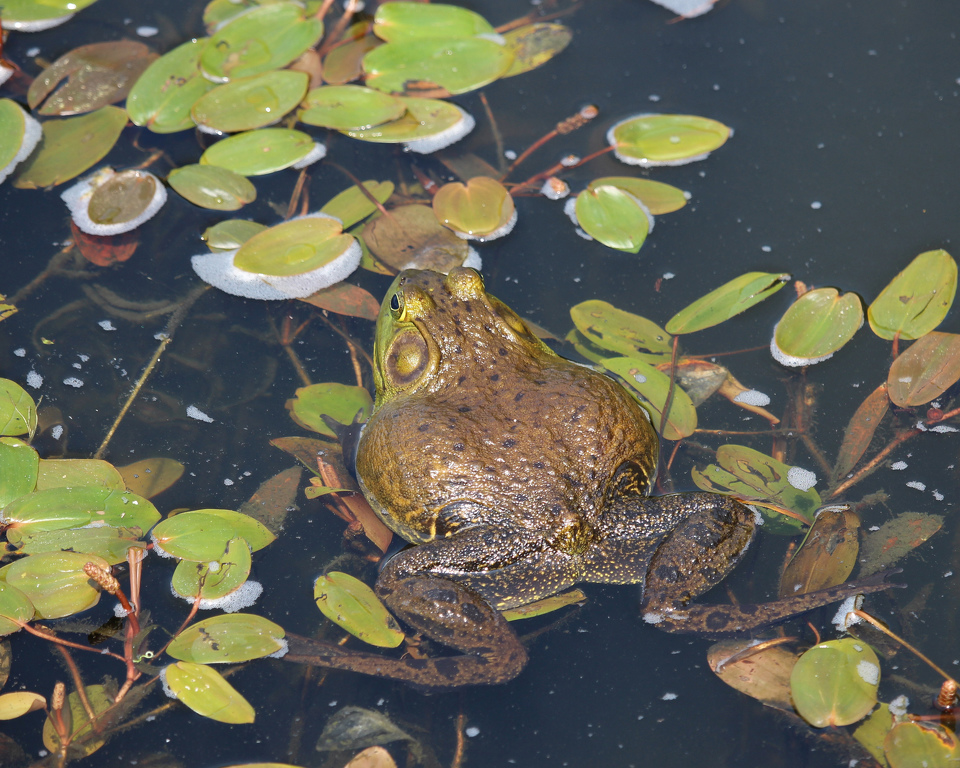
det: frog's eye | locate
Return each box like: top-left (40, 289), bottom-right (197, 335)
top-left (389, 291), bottom-right (403, 318)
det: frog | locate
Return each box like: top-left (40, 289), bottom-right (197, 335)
top-left (284, 267), bottom-right (895, 688)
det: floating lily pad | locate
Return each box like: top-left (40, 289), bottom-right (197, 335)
top-left (343, 97), bottom-right (474, 153)
top-left (587, 176), bottom-right (687, 215)
top-left (885, 721), bottom-right (960, 768)
top-left (168, 164), bottom-right (256, 211)
top-left (601, 357), bottom-right (695, 440)
top-left (117, 457), bottom-right (185, 499)
top-left (234, 215), bottom-right (353, 277)
top-left (886, 331), bottom-right (960, 407)
top-left (1, 551), bottom-right (110, 619)
top-left (572, 185), bottom-right (650, 253)
top-left (868, 249), bottom-right (957, 341)
top-left (362, 204), bottom-right (472, 271)
top-left (13, 106), bottom-right (128, 189)
top-left (127, 39), bottom-right (216, 134)
top-left (708, 638), bottom-right (798, 711)
top-left (501, 23), bottom-right (573, 78)
top-left (203, 220), bottom-right (267, 253)
top-left (0, 582), bottom-right (35, 636)
top-left (28, 41), bottom-right (156, 116)
top-left (771, 288), bottom-right (863, 367)
top-left (0, 438), bottom-right (38, 507)
top-left (0, 0), bottom-right (99, 30)
top-left (373, 2), bottom-right (495, 43)
top-left (790, 638), bottom-right (880, 728)
top-left (200, 2), bottom-right (324, 82)
top-left (779, 505), bottom-right (859, 597)
top-left (607, 113), bottom-right (731, 166)
top-left (320, 181), bottom-right (394, 229)
top-left (15, 526), bottom-right (147, 565)
top-left (0, 691), bottom-right (45, 719)
top-left (666, 272), bottom-right (790, 334)
top-left (286, 382), bottom-right (372, 437)
top-left (162, 662), bottom-right (255, 724)
top-left (299, 85), bottom-right (406, 131)
top-left (151, 509), bottom-right (274, 560)
top-left (35, 457), bottom-right (124, 490)
top-left (433, 176), bottom-right (516, 240)
top-left (314, 572), bottom-right (404, 648)
top-left (853, 704), bottom-right (894, 765)
top-left (61, 168), bottom-right (167, 236)
top-left (200, 128), bottom-right (320, 176)
top-left (0, 99), bottom-right (42, 186)
top-left (0, 380), bottom-right (37, 437)
top-left (166, 613), bottom-right (286, 663)
top-left (170, 537), bottom-right (252, 602)
top-left (569, 300), bottom-right (672, 360)
top-left (192, 70), bottom-right (309, 133)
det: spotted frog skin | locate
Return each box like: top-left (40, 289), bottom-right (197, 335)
top-left (285, 268), bottom-right (894, 687)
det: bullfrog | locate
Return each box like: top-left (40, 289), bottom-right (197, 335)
top-left (285, 267), bottom-right (894, 687)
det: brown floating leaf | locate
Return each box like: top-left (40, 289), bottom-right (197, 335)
top-left (299, 282), bottom-right (380, 320)
top-left (859, 511), bottom-right (943, 576)
top-left (833, 384), bottom-right (889, 481)
top-left (270, 435), bottom-right (341, 469)
top-left (779, 506), bottom-right (859, 597)
top-left (708, 638), bottom-right (798, 712)
top-left (29, 41), bottom-right (157, 116)
top-left (117, 457), bottom-right (184, 498)
top-left (887, 331), bottom-right (960, 407)
top-left (239, 466), bottom-right (303, 534)
top-left (362, 204), bottom-right (469, 272)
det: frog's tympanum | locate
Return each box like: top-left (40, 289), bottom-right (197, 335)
top-left (285, 268), bottom-right (894, 687)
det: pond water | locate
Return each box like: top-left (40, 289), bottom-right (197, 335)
top-left (2, 0), bottom-right (960, 766)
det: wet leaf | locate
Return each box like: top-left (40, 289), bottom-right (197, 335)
top-left (200, 127), bottom-right (319, 176)
top-left (162, 662), bottom-right (255, 724)
top-left (502, 23), bottom-right (572, 77)
top-left (298, 282), bottom-right (381, 320)
top-left (587, 176), bottom-right (687, 215)
top-left (0, 378), bottom-right (38, 436)
top-left (42, 684), bottom-right (113, 757)
top-left (433, 176), bottom-right (515, 239)
top-left (342, 97), bottom-right (473, 151)
top-left (1, 0), bottom-right (99, 27)
top-left (316, 706), bottom-right (413, 751)
top-left (790, 638), bottom-right (880, 727)
top-left (314, 572), bottom-right (404, 648)
top-left (771, 287), bottom-right (863, 367)
top-left (70, 221), bottom-right (139, 265)
top-left (0, 582), bottom-right (35, 636)
top-left (234, 216), bottom-right (355, 278)
top-left (203, 219), bottom-right (268, 251)
top-left (299, 85), bottom-right (406, 130)
top-left (168, 164), bottom-right (257, 211)
top-left (320, 181), bottom-right (394, 230)
top-left (853, 703), bottom-right (894, 765)
top-left (0, 692), bottom-right (45, 720)
top-left (887, 331), bottom-right (960, 407)
top-left (322, 29), bottom-right (381, 85)
top-left (200, 2), bottom-right (324, 82)
top-left (0, 437), bottom-right (38, 507)
top-left (0, 99), bottom-right (41, 186)
top-left (868, 249), bottom-right (957, 341)
top-left (192, 70), bottom-right (309, 133)
top-left (117, 457), bottom-right (185, 499)
top-left (362, 204), bottom-right (471, 271)
top-left (859, 512), bottom-right (943, 576)
top-left (569, 301), bottom-right (672, 360)
top-left (708, 639), bottom-right (798, 711)
top-left (1, 551), bottom-right (109, 619)
top-left (885, 721), bottom-right (960, 768)
top-left (36, 457), bottom-right (125, 490)
top-left (13, 106), bottom-right (128, 189)
top-left (600, 357), bottom-right (696, 440)
top-left (152, 509), bottom-right (275, 560)
top-left (502, 588), bottom-right (586, 620)
top-left (373, 2), bottom-right (494, 43)
top-left (779, 505), bottom-right (859, 597)
top-left (127, 39), bottom-right (216, 134)
top-left (608, 113), bottom-right (731, 166)
top-left (170, 536), bottom-right (252, 602)
top-left (666, 272), bottom-right (790, 334)
top-left (286, 382), bottom-right (372, 437)
top-left (166, 613), bottom-right (286, 663)
top-left (29, 41), bottom-right (156, 116)
top-left (573, 185), bottom-right (650, 253)
top-left (269, 435), bottom-right (340, 469)
top-left (238, 466), bottom-right (303, 534)
top-left (15, 525), bottom-right (146, 565)
top-left (65, 168), bottom-right (166, 235)
top-left (832, 384), bottom-right (889, 481)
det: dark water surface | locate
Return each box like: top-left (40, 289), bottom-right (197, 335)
top-left (2, 0), bottom-right (960, 766)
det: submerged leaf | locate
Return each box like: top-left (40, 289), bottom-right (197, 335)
top-left (779, 506), bottom-right (859, 597)
top-left (886, 331), bottom-right (960, 407)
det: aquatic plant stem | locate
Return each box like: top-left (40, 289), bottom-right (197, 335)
top-left (658, 335), bottom-right (681, 438)
top-left (509, 144), bottom-right (614, 196)
top-left (21, 622), bottom-right (126, 663)
top-left (451, 709), bottom-right (467, 768)
top-left (55, 645), bottom-right (97, 725)
top-left (851, 609), bottom-right (957, 684)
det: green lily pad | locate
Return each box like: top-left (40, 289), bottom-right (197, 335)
top-left (364, 37), bottom-right (513, 96)
top-left (771, 287), bottom-right (863, 367)
top-left (600, 357), bottom-right (696, 440)
top-left (200, 2), bottom-right (324, 82)
top-left (0, 691), bottom-right (46, 719)
top-left (373, 2), bottom-right (495, 43)
top-left (790, 638), bottom-right (880, 728)
top-left (191, 70), bottom-right (309, 133)
top-left (607, 113), bottom-right (731, 166)
top-left (502, 588), bottom-right (586, 621)
top-left (314, 571), bottom-right (404, 648)
top-left (0, 582), bottom-right (35, 636)
top-left (0, 99), bottom-right (42, 185)
top-left (170, 537), bottom-right (253, 602)
top-left (166, 613), bottom-right (286, 663)
top-left (127, 39), bottom-right (216, 134)
top-left (666, 272), bottom-right (790, 334)
top-left (15, 525), bottom-right (147, 565)
top-left (320, 181), bottom-right (394, 229)
top-left (151, 509), bottom-right (274, 560)
top-left (286, 382), bottom-right (372, 437)
top-left (433, 176), bottom-right (516, 239)
top-left (868, 249), bottom-right (957, 341)
top-left (587, 176), bottom-right (688, 215)
top-left (168, 164), bottom-right (257, 211)
top-left (0, 379), bottom-right (37, 438)
top-left (35, 457), bottom-right (125, 490)
top-left (885, 721), bottom-right (960, 768)
top-left (0, 437), bottom-right (38, 507)
top-left (569, 301), bottom-right (672, 360)
top-left (573, 185), bottom-right (650, 253)
top-left (162, 662), bottom-right (255, 724)
top-left (200, 127), bottom-right (319, 176)
top-left (28, 41), bottom-right (156, 116)
top-left (343, 97), bottom-right (474, 152)
top-left (13, 106), bottom-right (128, 189)
top-left (1, 551), bottom-right (110, 619)
top-left (853, 703), bottom-right (894, 765)
top-left (203, 219), bottom-right (268, 251)
top-left (299, 85), bottom-right (406, 130)
top-left (0, 0), bottom-right (99, 28)
top-left (886, 332), bottom-right (960, 407)
top-left (501, 23), bottom-right (573, 78)
top-left (233, 216), bottom-right (353, 276)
